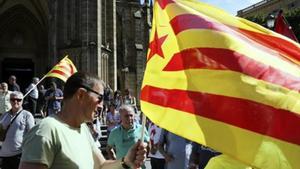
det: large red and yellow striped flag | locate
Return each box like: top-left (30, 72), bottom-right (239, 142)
top-left (45, 55), bottom-right (77, 82)
top-left (140, 0), bottom-right (300, 168)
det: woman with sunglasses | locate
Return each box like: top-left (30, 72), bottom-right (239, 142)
top-left (19, 72), bottom-right (147, 169)
top-left (0, 91), bottom-right (35, 169)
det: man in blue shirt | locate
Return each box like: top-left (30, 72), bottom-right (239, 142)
top-left (45, 82), bottom-right (63, 116)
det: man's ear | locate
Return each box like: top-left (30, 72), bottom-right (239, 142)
top-left (76, 88), bottom-right (86, 101)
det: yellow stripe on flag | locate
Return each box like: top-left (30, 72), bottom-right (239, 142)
top-left (142, 100), bottom-right (299, 168)
top-left (46, 73), bottom-right (68, 82)
top-left (142, 69), bottom-right (300, 114)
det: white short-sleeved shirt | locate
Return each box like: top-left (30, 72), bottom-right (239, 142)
top-left (26, 83), bottom-right (38, 99)
top-left (0, 109), bottom-right (35, 157)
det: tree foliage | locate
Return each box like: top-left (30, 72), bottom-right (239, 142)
top-left (245, 15), bottom-right (265, 26)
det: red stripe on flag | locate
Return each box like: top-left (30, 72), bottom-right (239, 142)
top-left (163, 47), bottom-right (300, 92)
top-left (57, 65), bottom-right (69, 71)
top-left (69, 63), bottom-right (75, 74)
top-left (239, 29), bottom-right (300, 61)
top-left (170, 14), bottom-right (218, 35)
top-left (157, 0), bottom-right (175, 9)
top-left (170, 14), bottom-right (300, 62)
top-left (49, 70), bottom-right (69, 79)
top-left (57, 64), bottom-right (74, 74)
top-left (141, 85), bottom-right (300, 145)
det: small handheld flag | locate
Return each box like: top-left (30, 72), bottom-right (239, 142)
top-left (45, 55), bottom-right (77, 82)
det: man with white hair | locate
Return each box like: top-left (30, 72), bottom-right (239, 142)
top-left (25, 77), bottom-right (39, 116)
top-left (107, 104), bottom-right (149, 168)
top-left (0, 91), bottom-right (35, 169)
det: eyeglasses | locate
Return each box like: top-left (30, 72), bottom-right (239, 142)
top-left (79, 85), bottom-right (103, 103)
top-left (10, 98), bottom-right (22, 102)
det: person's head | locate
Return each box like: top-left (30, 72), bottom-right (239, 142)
top-left (119, 105), bottom-right (135, 129)
top-left (49, 82), bottom-right (57, 91)
top-left (32, 77), bottom-right (39, 84)
top-left (109, 103), bottom-right (116, 113)
top-left (1, 82), bottom-right (8, 92)
top-left (114, 90), bottom-right (121, 99)
top-left (124, 89), bottom-right (130, 96)
top-left (63, 72), bottom-right (105, 122)
top-left (38, 84), bottom-right (44, 90)
top-left (10, 91), bottom-right (23, 112)
top-left (8, 75), bottom-right (17, 85)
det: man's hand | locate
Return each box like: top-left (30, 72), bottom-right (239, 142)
top-left (188, 163), bottom-right (198, 169)
top-left (124, 140), bottom-right (147, 168)
top-left (164, 154), bottom-right (174, 163)
top-left (150, 144), bottom-right (158, 154)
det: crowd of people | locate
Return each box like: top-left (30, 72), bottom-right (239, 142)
top-left (0, 73), bottom-right (223, 169)
top-left (0, 75), bottom-right (64, 118)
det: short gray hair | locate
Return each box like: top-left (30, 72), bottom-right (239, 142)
top-left (63, 72), bottom-right (105, 99)
top-left (10, 91), bottom-right (24, 99)
top-left (119, 105), bottom-right (135, 114)
top-left (1, 82), bottom-right (8, 87)
top-left (33, 77), bottom-right (39, 83)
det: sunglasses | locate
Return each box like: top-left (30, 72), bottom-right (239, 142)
top-left (10, 98), bottom-right (22, 102)
top-left (79, 85), bottom-right (103, 103)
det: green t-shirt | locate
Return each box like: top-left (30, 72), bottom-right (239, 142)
top-left (21, 115), bottom-right (99, 169)
top-left (108, 123), bottom-right (149, 160)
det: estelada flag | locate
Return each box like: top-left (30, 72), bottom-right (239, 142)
top-left (274, 10), bottom-right (299, 42)
top-left (45, 55), bottom-right (77, 82)
top-left (140, 0), bottom-right (300, 168)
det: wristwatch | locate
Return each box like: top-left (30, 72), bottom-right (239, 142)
top-left (121, 157), bottom-right (130, 169)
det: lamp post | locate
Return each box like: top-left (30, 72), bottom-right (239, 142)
top-left (266, 14), bottom-right (275, 30)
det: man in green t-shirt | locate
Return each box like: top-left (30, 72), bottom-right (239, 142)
top-left (19, 72), bottom-right (147, 169)
top-left (107, 105), bottom-right (149, 169)
top-left (107, 105), bottom-right (149, 159)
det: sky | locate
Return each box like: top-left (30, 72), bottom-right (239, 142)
top-left (140, 0), bottom-right (262, 15)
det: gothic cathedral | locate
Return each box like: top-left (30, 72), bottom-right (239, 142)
top-left (0, 0), bottom-right (151, 100)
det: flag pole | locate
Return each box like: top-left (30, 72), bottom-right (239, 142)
top-left (140, 113), bottom-right (147, 142)
top-left (23, 75), bottom-right (47, 98)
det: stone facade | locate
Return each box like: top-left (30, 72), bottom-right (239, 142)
top-left (0, 0), bottom-right (151, 102)
top-left (237, 0), bottom-right (300, 17)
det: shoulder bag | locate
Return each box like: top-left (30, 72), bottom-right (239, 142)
top-left (0, 110), bottom-right (22, 141)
